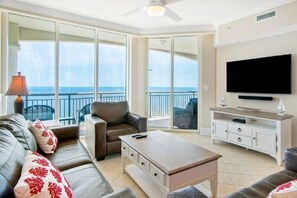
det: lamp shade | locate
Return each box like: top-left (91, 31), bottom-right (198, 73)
top-left (5, 72), bottom-right (29, 96)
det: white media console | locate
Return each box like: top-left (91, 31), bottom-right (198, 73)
top-left (210, 107), bottom-right (293, 165)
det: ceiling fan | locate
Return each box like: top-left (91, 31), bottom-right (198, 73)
top-left (121, 0), bottom-right (183, 22)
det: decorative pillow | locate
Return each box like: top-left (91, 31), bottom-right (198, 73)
top-left (267, 180), bottom-right (297, 198)
top-left (14, 151), bottom-right (73, 198)
top-left (29, 120), bottom-right (58, 154)
top-left (0, 114), bottom-right (38, 151)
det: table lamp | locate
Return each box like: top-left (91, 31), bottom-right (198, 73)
top-left (5, 72), bottom-right (29, 114)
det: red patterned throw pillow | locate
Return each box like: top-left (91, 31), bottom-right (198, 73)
top-left (14, 151), bottom-right (73, 198)
top-left (267, 180), bottom-right (297, 198)
top-left (30, 120), bottom-right (58, 154)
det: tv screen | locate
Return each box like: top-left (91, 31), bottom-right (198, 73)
top-left (227, 54), bottom-right (291, 94)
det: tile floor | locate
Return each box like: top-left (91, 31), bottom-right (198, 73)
top-left (81, 131), bottom-right (283, 198)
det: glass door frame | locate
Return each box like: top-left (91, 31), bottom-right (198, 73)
top-left (147, 35), bottom-right (201, 132)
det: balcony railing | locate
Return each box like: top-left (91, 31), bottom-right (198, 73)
top-left (24, 91), bottom-right (197, 123)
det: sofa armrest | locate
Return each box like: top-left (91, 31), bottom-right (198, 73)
top-left (85, 115), bottom-right (107, 160)
top-left (285, 148), bottom-right (297, 172)
top-left (126, 113), bottom-right (147, 132)
top-left (50, 125), bottom-right (79, 142)
top-left (168, 186), bottom-right (207, 198)
top-left (100, 188), bottom-right (137, 198)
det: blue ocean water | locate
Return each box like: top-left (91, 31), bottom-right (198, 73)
top-left (29, 86), bottom-right (197, 94)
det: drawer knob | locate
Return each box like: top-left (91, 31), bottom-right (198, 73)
top-left (253, 137), bottom-right (256, 140)
top-left (154, 173), bottom-right (158, 177)
top-left (141, 162), bottom-right (145, 165)
top-left (237, 128), bottom-right (242, 132)
top-left (237, 137), bottom-right (242, 142)
top-left (123, 147), bottom-right (126, 149)
top-left (131, 154), bottom-right (134, 156)
top-left (225, 130), bottom-right (227, 133)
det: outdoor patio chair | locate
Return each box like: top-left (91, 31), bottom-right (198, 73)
top-left (173, 98), bottom-right (197, 129)
top-left (23, 105), bottom-right (55, 121)
top-left (77, 103), bottom-right (91, 124)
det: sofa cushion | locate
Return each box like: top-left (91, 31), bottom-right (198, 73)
top-left (0, 128), bottom-right (26, 197)
top-left (14, 151), bottom-right (73, 198)
top-left (0, 114), bottom-right (37, 151)
top-left (91, 101), bottom-right (129, 125)
top-left (62, 164), bottom-right (113, 198)
top-left (106, 124), bottom-right (138, 142)
top-left (43, 139), bottom-right (92, 171)
top-left (30, 120), bottom-right (58, 154)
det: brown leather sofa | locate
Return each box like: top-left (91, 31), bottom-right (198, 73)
top-left (168, 148), bottom-right (297, 198)
top-left (0, 114), bottom-right (137, 198)
top-left (85, 101), bottom-right (147, 161)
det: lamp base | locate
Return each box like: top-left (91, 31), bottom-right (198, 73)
top-left (14, 95), bottom-right (24, 114)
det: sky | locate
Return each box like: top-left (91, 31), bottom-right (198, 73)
top-left (18, 41), bottom-right (198, 92)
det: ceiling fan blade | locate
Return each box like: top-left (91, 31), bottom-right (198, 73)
top-left (120, 7), bottom-right (146, 16)
top-left (164, 7), bottom-right (182, 22)
top-left (162, 0), bottom-right (183, 5)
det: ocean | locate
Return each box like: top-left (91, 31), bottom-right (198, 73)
top-left (29, 86), bottom-right (197, 94)
top-left (25, 86), bottom-right (198, 119)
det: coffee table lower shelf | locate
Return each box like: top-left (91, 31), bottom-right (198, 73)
top-left (125, 164), bottom-right (168, 198)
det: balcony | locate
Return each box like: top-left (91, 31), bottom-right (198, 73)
top-left (23, 91), bottom-right (197, 127)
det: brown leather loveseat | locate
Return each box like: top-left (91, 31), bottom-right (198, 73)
top-left (0, 114), bottom-right (137, 198)
top-left (85, 101), bottom-right (147, 161)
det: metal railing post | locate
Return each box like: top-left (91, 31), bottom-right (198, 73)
top-left (68, 94), bottom-right (71, 124)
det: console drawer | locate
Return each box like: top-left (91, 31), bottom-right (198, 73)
top-left (121, 142), bottom-right (128, 155)
top-left (128, 147), bottom-right (138, 162)
top-left (149, 163), bottom-right (165, 185)
top-left (138, 155), bottom-right (150, 172)
top-left (228, 133), bottom-right (252, 147)
top-left (228, 124), bottom-right (252, 137)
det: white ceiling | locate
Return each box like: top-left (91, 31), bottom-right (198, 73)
top-left (16, 0), bottom-right (293, 30)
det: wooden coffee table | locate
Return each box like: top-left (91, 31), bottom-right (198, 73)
top-left (120, 130), bottom-right (222, 198)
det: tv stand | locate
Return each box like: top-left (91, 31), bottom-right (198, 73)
top-left (210, 107), bottom-right (293, 165)
top-left (236, 107), bottom-right (260, 112)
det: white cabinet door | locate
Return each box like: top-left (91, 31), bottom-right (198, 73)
top-left (212, 121), bottom-right (228, 140)
top-left (253, 128), bottom-right (276, 154)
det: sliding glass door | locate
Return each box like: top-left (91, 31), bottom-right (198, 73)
top-left (98, 31), bottom-right (127, 101)
top-left (8, 14), bottom-right (56, 120)
top-left (148, 36), bottom-right (199, 131)
top-left (59, 23), bottom-right (95, 124)
top-left (148, 38), bottom-right (172, 129)
top-left (173, 36), bottom-right (198, 130)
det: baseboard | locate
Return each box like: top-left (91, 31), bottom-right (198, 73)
top-left (199, 127), bottom-right (211, 136)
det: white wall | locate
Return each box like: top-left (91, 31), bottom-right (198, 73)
top-left (130, 37), bottom-right (148, 116)
top-left (216, 32), bottom-right (297, 145)
top-left (200, 35), bottom-right (216, 132)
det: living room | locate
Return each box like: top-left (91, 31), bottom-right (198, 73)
top-left (0, 0), bottom-right (297, 198)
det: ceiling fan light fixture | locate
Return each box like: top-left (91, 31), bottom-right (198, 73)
top-left (147, 5), bottom-right (166, 17)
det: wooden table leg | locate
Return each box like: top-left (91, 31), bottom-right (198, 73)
top-left (122, 154), bottom-right (126, 173)
top-left (209, 173), bottom-right (218, 198)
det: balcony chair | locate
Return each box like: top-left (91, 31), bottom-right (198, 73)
top-left (173, 98), bottom-right (197, 129)
top-left (85, 101), bottom-right (147, 161)
top-left (23, 105), bottom-right (55, 121)
top-left (77, 103), bottom-right (91, 124)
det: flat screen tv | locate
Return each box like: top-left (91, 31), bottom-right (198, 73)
top-left (227, 54), bottom-right (291, 94)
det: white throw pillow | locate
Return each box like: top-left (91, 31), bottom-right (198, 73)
top-left (14, 151), bottom-right (72, 198)
top-left (267, 179), bottom-right (297, 198)
top-left (30, 120), bottom-right (58, 154)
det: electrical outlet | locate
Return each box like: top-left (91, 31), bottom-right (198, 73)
top-left (203, 85), bottom-right (209, 91)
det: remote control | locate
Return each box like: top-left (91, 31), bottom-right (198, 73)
top-left (132, 134), bottom-right (142, 138)
top-left (136, 135), bottom-right (147, 139)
